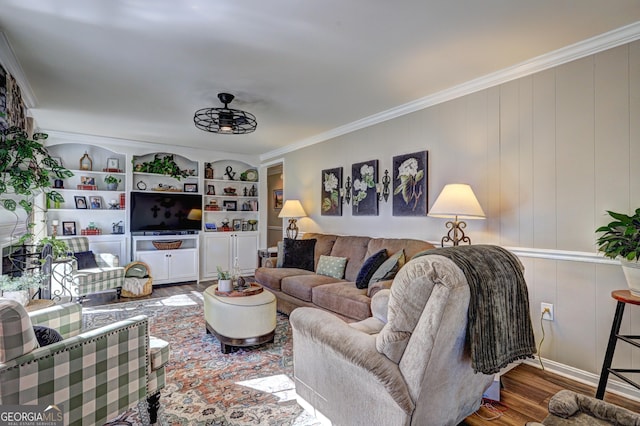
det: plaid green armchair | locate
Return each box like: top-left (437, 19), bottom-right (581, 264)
top-left (0, 299), bottom-right (169, 425)
top-left (62, 236), bottom-right (125, 300)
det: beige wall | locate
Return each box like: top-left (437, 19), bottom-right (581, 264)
top-left (277, 41), bottom-right (640, 394)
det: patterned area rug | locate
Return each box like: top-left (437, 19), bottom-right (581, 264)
top-left (82, 292), bottom-right (319, 425)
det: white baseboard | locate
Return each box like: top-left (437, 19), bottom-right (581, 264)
top-left (523, 358), bottom-right (640, 402)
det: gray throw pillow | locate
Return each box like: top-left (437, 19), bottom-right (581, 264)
top-left (369, 249), bottom-right (405, 284)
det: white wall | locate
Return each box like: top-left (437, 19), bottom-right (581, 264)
top-left (276, 41), bottom-right (640, 396)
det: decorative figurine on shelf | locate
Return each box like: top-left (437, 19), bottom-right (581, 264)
top-left (54, 179), bottom-right (64, 189)
top-left (79, 151), bottom-right (93, 171)
top-left (224, 166), bottom-right (236, 180)
top-left (205, 163), bottom-right (214, 179)
top-left (243, 187), bottom-right (248, 196)
top-left (248, 184), bottom-right (257, 197)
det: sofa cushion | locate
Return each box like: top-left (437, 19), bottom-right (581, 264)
top-left (369, 249), bottom-right (406, 285)
top-left (303, 233), bottom-right (339, 269)
top-left (75, 250), bottom-right (99, 270)
top-left (356, 249), bottom-right (388, 289)
top-left (330, 236), bottom-right (371, 282)
top-left (316, 255), bottom-right (348, 279)
top-left (366, 237), bottom-right (435, 261)
top-left (312, 282), bottom-right (372, 321)
top-left (282, 238), bottom-right (317, 271)
top-left (254, 267), bottom-right (315, 292)
top-left (0, 299), bottom-right (38, 362)
top-left (281, 274), bottom-right (344, 302)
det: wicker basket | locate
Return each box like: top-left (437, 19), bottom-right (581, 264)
top-left (152, 240), bottom-right (182, 250)
top-left (121, 261), bottom-right (153, 298)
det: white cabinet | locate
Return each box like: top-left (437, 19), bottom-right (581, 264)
top-left (132, 235), bottom-right (199, 285)
top-left (201, 232), bottom-right (258, 279)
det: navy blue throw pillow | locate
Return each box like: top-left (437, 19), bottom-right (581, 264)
top-left (355, 249), bottom-right (388, 289)
top-left (74, 251), bottom-right (99, 270)
top-left (33, 326), bottom-right (63, 346)
top-left (282, 238), bottom-right (317, 271)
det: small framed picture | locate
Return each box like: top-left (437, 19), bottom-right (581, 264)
top-left (241, 221), bottom-right (248, 232)
top-left (184, 183), bottom-right (198, 193)
top-left (81, 176), bottom-right (96, 186)
top-left (107, 158), bottom-right (119, 170)
top-left (62, 221), bottom-right (76, 236)
top-left (89, 196), bottom-right (103, 209)
top-left (74, 196), bottom-right (88, 209)
top-left (273, 189), bottom-right (283, 209)
top-left (223, 200), bottom-right (237, 211)
top-left (232, 219), bottom-right (242, 231)
top-left (51, 157), bottom-right (63, 167)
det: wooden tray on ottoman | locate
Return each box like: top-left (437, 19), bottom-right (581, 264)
top-left (215, 282), bottom-right (263, 297)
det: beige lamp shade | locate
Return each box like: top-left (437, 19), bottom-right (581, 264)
top-left (278, 200), bottom-right (307, 218)
top-left (428, 184), bottom-right (485, 220)
top-left (187, 208), bottom-right (202, 220)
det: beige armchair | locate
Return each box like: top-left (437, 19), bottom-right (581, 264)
top-left (290, 246), bottom-right (535, 426)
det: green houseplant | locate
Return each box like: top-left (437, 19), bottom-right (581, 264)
top-left (0, 271), bottom-right (47, 306)
top-left (596, 209), bottom-right (640, 296)
top-left (216, 266), bottom-right (232, 292)
top-left (133, 154), bottom-right (189, 180)
top-left (104, 175), bottom-right (121, 190)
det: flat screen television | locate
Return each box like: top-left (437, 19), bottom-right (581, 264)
top-left (130, 192), bottom-right (202, 233)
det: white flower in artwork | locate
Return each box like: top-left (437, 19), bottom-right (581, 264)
top-left (398, 158), bottom-right (418, 177)
top-left (324, 173), bottom-right (338, 192)
top-left (360, 164), bottom-right (374, 178)
top-left (353, 178), bottom-right (368, 192)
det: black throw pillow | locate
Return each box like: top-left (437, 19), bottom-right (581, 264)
top-left (74, 251), bottom-right (99, 270)
top-left (33, 326), bottom-right (63, 346)
top-left (282, 238), bottom-right (317, 271)
top-left (355, 249), bottom-right (388, 289)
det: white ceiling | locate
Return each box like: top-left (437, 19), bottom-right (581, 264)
top-left (1, 1), bottom-right (639, 157)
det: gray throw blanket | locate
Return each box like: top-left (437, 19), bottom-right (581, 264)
top-left (414, 245), bottom-right (536, 374)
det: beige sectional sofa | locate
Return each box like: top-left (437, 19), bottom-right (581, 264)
top-left (254, 233), bottom-right (434, 321)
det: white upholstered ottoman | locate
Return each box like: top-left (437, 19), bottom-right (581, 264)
top-left (204, 284), bottom-right (277, 353)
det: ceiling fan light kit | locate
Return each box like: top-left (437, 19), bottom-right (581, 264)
top-left (194, 93), bottom-right (257, 135)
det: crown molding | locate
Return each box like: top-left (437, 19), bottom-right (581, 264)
top-left (260, 21), bottom-right (640, 162)
top-left (0, 32), bottom-right (37, 108)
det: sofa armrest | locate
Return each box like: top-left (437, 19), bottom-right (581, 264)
top-left (0, 315), bottom-right (152, 424)
top-left (262, 256), bottom-right (278, 268)
top-left (290, 307), bottom-right (414, 414)
top-left (368, 279), bottom-right (393, 298)
top-left (28, 302), bottom-right (82, 339)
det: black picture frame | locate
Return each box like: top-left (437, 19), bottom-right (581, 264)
top-left (223, 200), bottom-right (237, 211)
top-left (62, 221), bottom-right (76, 236)
top-left (321, 167), bottom-right (343, 216)
top-left (74, 196), bottom-right (87, 209)
top-left (352, 159), bottom-right (379, 216)
top-left (184, 183), bottom-right (198, 193)
top-left (392, 150), bottom-right (428, 216)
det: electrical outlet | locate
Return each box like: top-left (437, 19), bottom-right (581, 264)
top-left (541, 302), bottom-right (554, 321)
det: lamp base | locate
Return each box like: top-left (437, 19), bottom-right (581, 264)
top-left (441, 218), bottom-right (471, 247)
top-left (286, 218), bottom-right (299, 240)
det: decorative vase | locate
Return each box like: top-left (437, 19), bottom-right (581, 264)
top-left (2, 290), bottom-right (30, 306)
top-left (107, 183), bottom-right (118, 191)
top-left (621, 260), bottom-right (640, 297)
top-left (218, 279), bottom-right (233, 292)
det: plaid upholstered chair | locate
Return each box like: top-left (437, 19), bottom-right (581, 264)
top-left (0, 299), bottom-right (169, 425)
top-left (63, 236), bottom-right (125, 300)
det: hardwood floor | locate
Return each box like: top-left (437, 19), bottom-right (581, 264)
top-left (86, 283), bottom-right (640, 424)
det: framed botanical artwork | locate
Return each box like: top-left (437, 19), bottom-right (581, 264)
top-left (223, 200), bottom-right (237, 211)
top-left (62, 221), bottom-right (76, 236)
top-left (89, 196), bottom-right (103, 209)
top-left (392, 150), bottom-right (428, 216)
top-left (107, 158), bottom-right (119, 170)
top-left (352, 160), bottom-right (378, 216)
top-left (321, 167), bottom-right (342, 216)
top-left (74, 196), bottom-right (87, 209)
top-left (184, 183), bottom-right (198, 192)
top-left (273, 189), bottom-right (283, 209)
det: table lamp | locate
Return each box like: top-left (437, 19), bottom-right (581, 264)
top-left (428, 183), bottom-right (485, 246)
top-left (278, 200), bottom-right (307, 239)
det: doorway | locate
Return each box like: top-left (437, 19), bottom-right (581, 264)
top-left (266, 163), bottom-right (283, 248)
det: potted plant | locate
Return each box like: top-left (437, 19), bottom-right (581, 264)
top-left (36, 236), bottom-right (70, 260)
top-left (104, 175), bottom-right (121, 190)
top-left (216, 266), bottom-right (232, 292)
top-left (0, 271), bottom-right (47, 306)
top-left (596, 209), bottom-right (640, 296)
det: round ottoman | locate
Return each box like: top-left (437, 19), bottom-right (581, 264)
top-left (203, 284), bottom-right (277, 353)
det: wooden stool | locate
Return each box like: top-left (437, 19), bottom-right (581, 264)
top-left (595, 289), bottom-right (640, 399)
